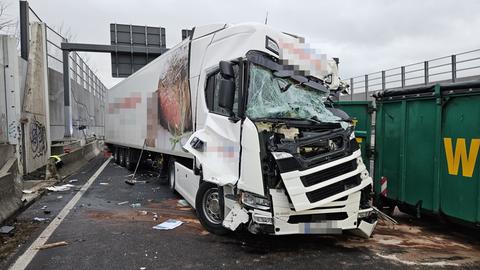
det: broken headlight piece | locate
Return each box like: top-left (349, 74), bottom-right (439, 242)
top-left (241, 191), bottom-right (271, 210)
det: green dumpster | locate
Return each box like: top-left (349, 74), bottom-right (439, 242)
top-left (374, 81), bottom-right (480, 224)
top-left (334, 101), bottom-right (373, 170)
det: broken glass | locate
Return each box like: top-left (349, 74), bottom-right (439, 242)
top-left (245, 64), bottom-right (340, 123)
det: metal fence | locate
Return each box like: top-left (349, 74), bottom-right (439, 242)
top-left (28, 6), bottom-right (106, 139)
top-left (346, 49), bottom-right (480, 100)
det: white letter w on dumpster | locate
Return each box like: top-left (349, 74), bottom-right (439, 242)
top-left (444, 138), bottom-right (480, 177)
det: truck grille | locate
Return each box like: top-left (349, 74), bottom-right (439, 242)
top-left (305, 175), bottom-right (361, 203)
top-left (300, 160), bottom-right (357, 187)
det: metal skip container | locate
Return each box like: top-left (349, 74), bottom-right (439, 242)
top-left (374, 81), bottom-right (480, 225)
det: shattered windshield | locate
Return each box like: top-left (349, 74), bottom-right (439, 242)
top-left (245, 64), bottom-right (340, 123)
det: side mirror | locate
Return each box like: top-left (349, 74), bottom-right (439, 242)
top-left (218, 78), bottom-right (235, 112)
top-left (219, 61), bottom-right (234, 79)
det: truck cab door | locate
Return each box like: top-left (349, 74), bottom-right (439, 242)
top-left (184, 65), bottom-right (242, 188)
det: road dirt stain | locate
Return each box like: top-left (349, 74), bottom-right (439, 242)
top-left (85, 198), bottom-right (207, 235)
top-left (0, 221), bottom-right (41, 267)
top-left (337, 216), bottom-right (480, 267)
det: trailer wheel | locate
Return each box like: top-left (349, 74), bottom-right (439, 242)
top-left (114, 147), bottom-right (121, 164)
top-left (168, 160), bottom-right (175, 192)
top-left (119, 148), bottom-right (126, 167)
top-left (125, 149), bottom-right (135, 171)
top-left (195, 182), bottom-right (228, 235)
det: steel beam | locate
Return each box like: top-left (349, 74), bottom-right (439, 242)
top-left (19, 1), bottom-right (29, 60)
top-left (63, 50), bottom-right (73, 138)
top-left (60, 42), bottom-right (167, 54)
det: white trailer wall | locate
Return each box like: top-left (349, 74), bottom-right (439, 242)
top-left (106, 39), bottom-right (192, 157)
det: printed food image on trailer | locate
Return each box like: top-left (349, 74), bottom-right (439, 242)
top-left (145, 42), bottom-right (192, 149)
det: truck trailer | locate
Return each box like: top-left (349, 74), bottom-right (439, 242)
top-left (105, 23), bottom-right (377, 236)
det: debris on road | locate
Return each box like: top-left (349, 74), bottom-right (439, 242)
top-left (22, 189), bottom-right (35, 194)
top-left (0, 226), bottom-right (15, 234)
top-left (177, 199), bottom-right (189, 207)
top-left (99, 182), bottom-right (110, 186)
top-left (68, 179), bottom-right (78, 183)
top-left (46, 184), bottom-right (75, 192)
top-left (41, 205), bottom-right (47, 210)
top-left (36, 241), bottom-right (69, 250)
top-left (43, 210), bottom-right (51, 215)
top-left (33, 217), bottom-right (49, 222)
top-left (152, 219), bottom-right (183, 230)
top-left (117, 201), bottom-right (129, 205)
top-left (138, 210), bottom-right (148, 216)
top-left (130, 203), bottom-right (141, 208)
top-left (57, 196), bottom-right (63, 199)
top-left (125, 179), bottom-right (148, 185)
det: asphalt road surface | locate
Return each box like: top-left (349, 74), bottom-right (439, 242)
top-left (1, 156), bottom-right (480, 270)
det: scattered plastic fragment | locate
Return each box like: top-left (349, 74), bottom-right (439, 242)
top-left (22, 190), bottom-right (34, 194)
top-left (46, 184), bottom-right (75, 192)
top-left (68, 179), bottom-right (78, 183)
top-left (99, 182), bottom-right (110, 186)
top-left (130, 203), bottom-right (141, 208)
top-left (0, 226), bottom-right (15, 234)
top-left (138, 210), bottom-right (148, 216)
top-left (140, 267), bottom-right (146, 270)
top-left (33, 217), bottom-right (49, 222)
top-left (177, 199), bottom-right (189, 207)
top-left (41, 205), bottom-right (47, 210)
top-left (152, 219), bottom-right (183, 230)
top-left (37, 241), bottom-right (68, 250)
top-left (117, 201), bottom-right (129, 205)
top-left (57, 196), bottom-right (63, 199)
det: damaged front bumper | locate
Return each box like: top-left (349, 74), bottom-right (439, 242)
top-left (222, 191), bottom-right (377, 237)
top-left (222, 149), bottom-right (378, 238)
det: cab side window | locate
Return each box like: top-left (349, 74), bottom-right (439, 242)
top-left (205, 66), bottom-right (240, 116)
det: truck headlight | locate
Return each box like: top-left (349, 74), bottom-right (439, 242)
top-left (241, 192), bottom-right (271, 210)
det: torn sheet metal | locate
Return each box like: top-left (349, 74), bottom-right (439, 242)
top-left (245, 65), bottom-right (340, 123)
top-left (222, 203), bottom-right (249, 231)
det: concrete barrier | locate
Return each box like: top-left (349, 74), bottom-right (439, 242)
top-left (0, 158), bottom-right (22, 224)
top-left (56, 140), bottom-right (103, 178)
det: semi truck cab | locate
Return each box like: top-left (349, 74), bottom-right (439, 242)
top-left (181, 24), bottom-right (377, 236)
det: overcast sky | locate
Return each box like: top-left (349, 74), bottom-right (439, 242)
top-left (3, 0), bottom-right (480, 88)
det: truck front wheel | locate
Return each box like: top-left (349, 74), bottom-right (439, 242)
top-left (195, 182), bottom-right (228, 235)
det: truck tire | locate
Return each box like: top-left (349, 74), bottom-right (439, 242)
top-left (168, 160), bottom-right (175, 192)
top-left (119, 148), bottom-right (126, 167)
top-left (114, 147), bottom-right (121, 164)
top-left (125, 149), bottom-right (135, 171)
top-left (195, 182), bottom-right (229, 235)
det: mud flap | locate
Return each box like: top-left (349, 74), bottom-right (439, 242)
top-left (351, 220), bottom-right (377, 238)
top-left (222, 203), bottom-right (249, 231)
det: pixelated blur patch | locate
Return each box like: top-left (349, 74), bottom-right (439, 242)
top-left (278, 38), bottom-right (328, 78)
top-left (108, 92), bottom-right (142, 114)
top-left (205, 142), bottom-right (239, 159)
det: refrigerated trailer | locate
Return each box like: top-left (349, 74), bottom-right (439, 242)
top-left (105, 23), bottom-right (377, 236)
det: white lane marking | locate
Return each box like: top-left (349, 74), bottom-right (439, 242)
top-left (9, 157), bottom-right (112, 270)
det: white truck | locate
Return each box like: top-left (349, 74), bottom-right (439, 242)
top-left (105, 23), bottom-right (377, 237)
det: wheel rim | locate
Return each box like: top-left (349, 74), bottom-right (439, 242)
top-left (202, 188), bottom-right (222, 224)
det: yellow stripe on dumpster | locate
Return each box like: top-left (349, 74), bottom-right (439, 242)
top-left (443, 138), bottom-right (480, 177)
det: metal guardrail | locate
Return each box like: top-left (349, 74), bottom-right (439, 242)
top-left (346, 49), bottom-right (480, 100)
